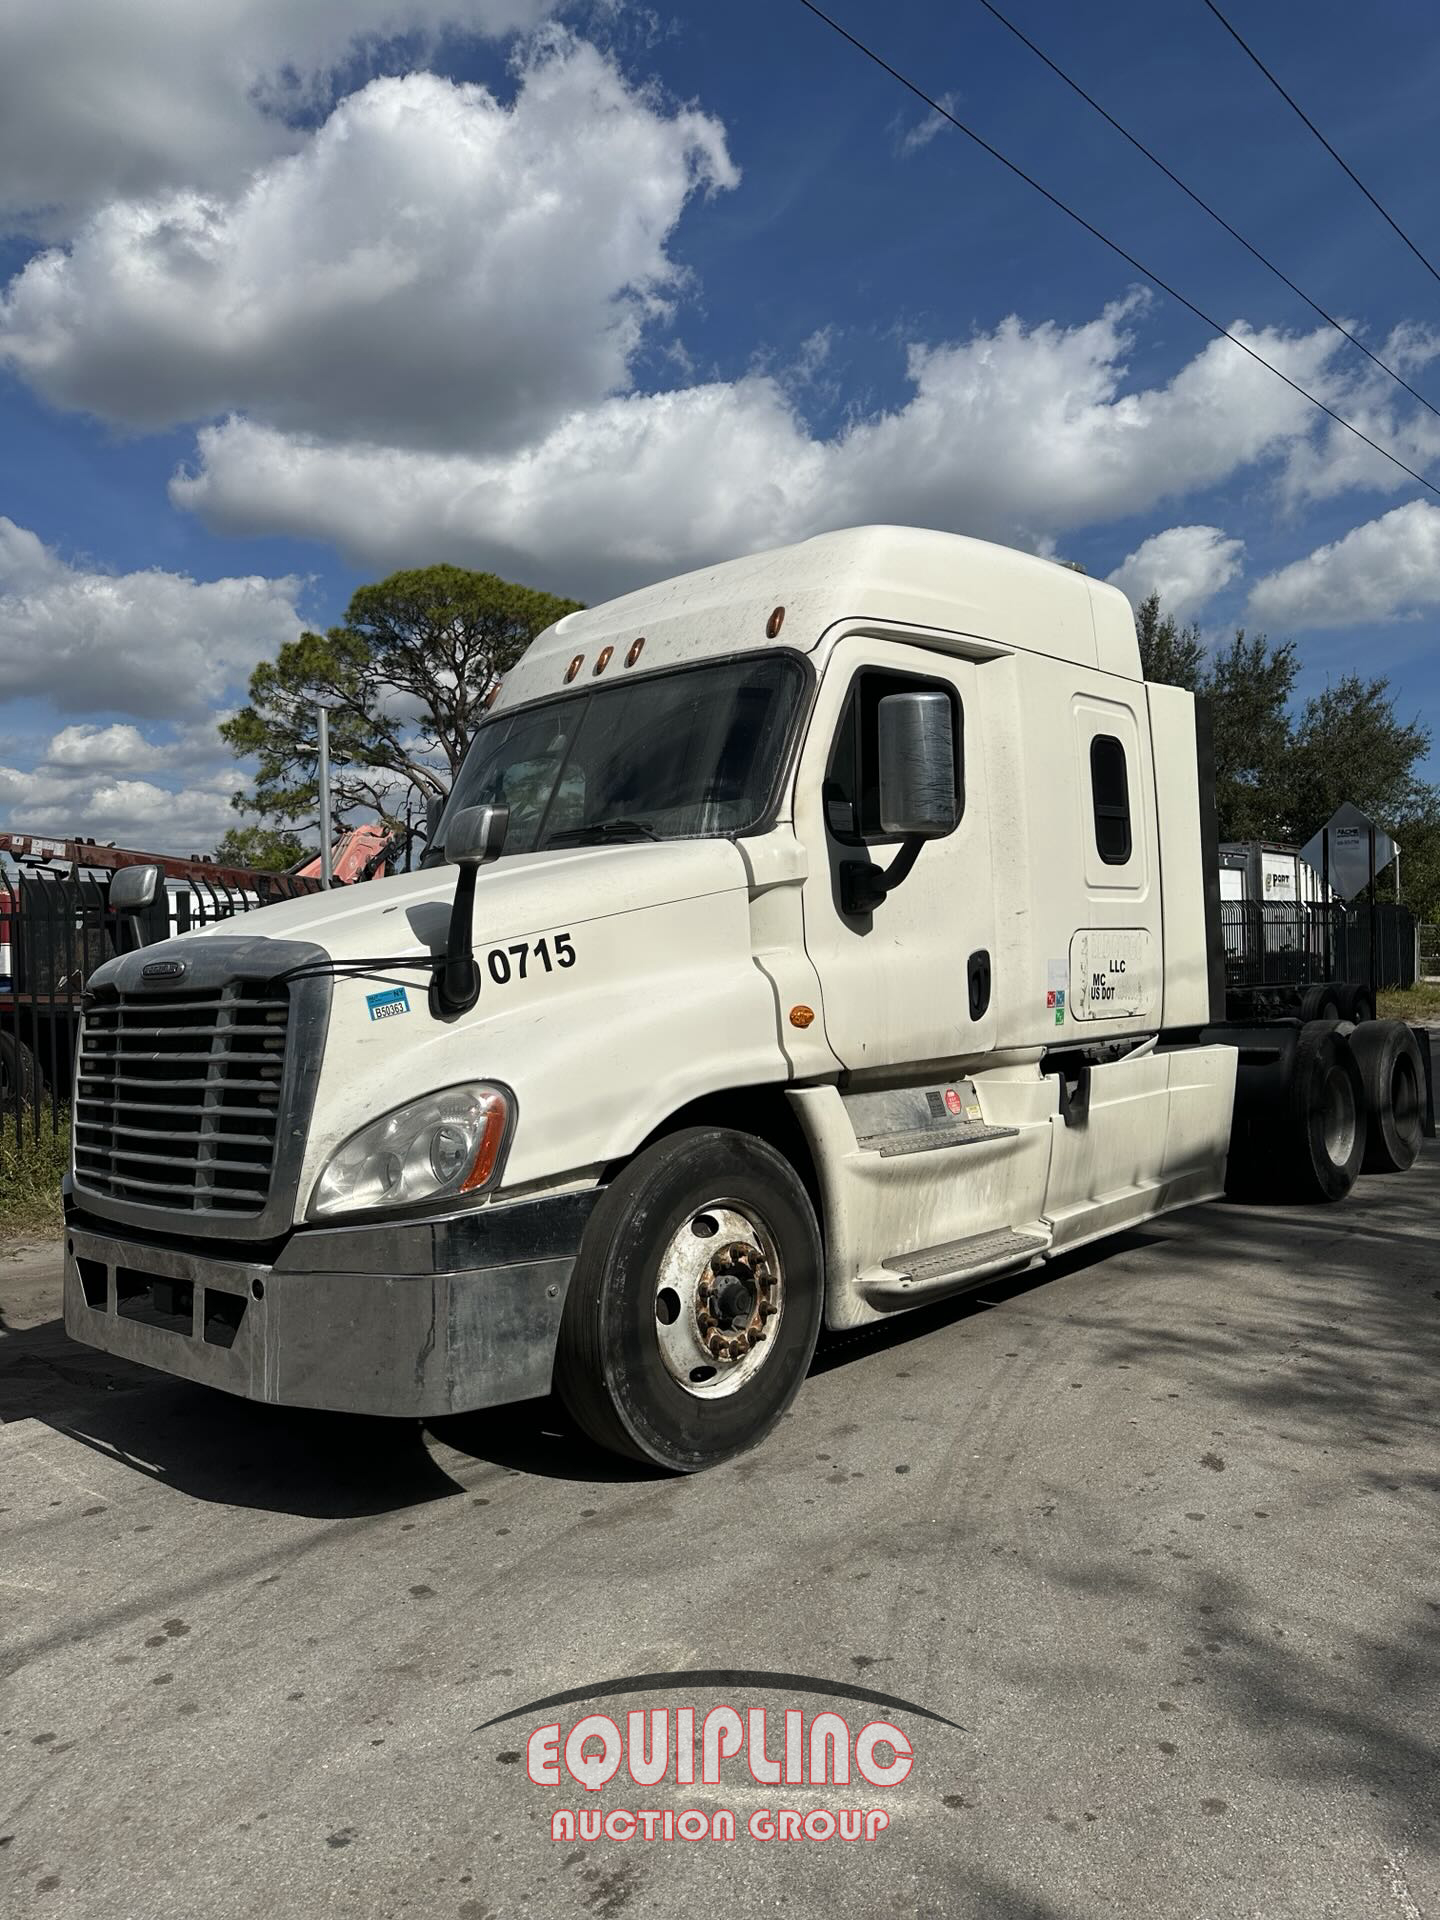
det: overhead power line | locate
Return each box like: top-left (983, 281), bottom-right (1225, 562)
top-left (792, 0), bottom-right (1440, 502)
top-left (1200, 0), bottom-right (1440, 289)
top-left (974, 0), bottom-right (1440, 425)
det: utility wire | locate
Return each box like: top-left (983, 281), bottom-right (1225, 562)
top-left (974, 0), bottom-right (1440, 424)
top-left (793, 0), bottom-right (1440, 500)
top-left (1200, 0), bottom-right (1440, 289)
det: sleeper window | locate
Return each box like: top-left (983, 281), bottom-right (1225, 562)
top-left (1090, 733), bottom-right (1132, 865)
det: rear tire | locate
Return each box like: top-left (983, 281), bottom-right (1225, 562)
top-left (1347, 1020), bottom-right (1424, 1173)
top-left (1284, 1022), bottom-right (1366, 1202)
top-left (1299, 984), bottom-right (1342, 1023)
top-left (554, 1127), bottom-right (823, 1472)
top-left (1336, 982), bottom-right (1375, 1025)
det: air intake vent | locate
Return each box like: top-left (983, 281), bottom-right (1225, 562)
top-left (73, 984), bottom-right (290, 1214)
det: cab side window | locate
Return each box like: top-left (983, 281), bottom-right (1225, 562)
top-left (824, 669), bottom-right (964, 844)
top-left (1090, 733), bottom-right (1132, 865)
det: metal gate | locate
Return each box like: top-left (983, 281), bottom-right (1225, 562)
top-left (1220, 898), bottom-right (1416, 993)
top-left (0, 866), bottom-right (321, 1143)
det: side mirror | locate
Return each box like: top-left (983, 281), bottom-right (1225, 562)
top-left (877, 692), bottom-right (957, 838)
top-left (840, 693), bottom-right (958, 917)
top-left (432, 806), bottom-right (509, 1018)
top-left (445, 804), bottom-right (509, 869)
top-left (110, 864), bottom-right (161, 914)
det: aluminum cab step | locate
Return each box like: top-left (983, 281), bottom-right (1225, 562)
top-left (859, 1226), bottom-right (1050, 1309)
top-left (854, 1122), bottom-right (1018, 1158)
top-left (844, 1081), bottom-right (1018, 1159)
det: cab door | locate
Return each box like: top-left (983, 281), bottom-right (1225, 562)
top-left (796, 635), bottom-right (996, 1073)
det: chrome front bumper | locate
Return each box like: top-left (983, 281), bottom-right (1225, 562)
top-left (62, 1189), bottom-right (599, 1418)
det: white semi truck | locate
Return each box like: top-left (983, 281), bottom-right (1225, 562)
top-left (62, 528), bottom-right (1429, 1471)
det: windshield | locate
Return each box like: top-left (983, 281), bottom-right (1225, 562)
top-left (436, 652), bottom-right (807, 857)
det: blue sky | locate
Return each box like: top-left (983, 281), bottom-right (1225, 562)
top-left (1, 0), bottom-right (1438, 851)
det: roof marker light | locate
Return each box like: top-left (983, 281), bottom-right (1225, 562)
top-left (593, 646), bottom-right (614, 675)
top-left (564, 654), bottom-right (584, 683)
top-left (767, 606), bottom-right (786, 638)
top-left (625, 637), bottom-right (646, 668)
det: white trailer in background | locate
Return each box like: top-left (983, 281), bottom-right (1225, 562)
top-left (1218, 841), bottom-right (1333, 907)
top-left (60, 528), bottom-right (1430, 1471)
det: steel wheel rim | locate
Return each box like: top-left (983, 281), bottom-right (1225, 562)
top-left (652, 1200), bottom-right (784, 1400)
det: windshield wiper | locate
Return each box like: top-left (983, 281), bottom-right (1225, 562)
top-left (547, 818), bottom-right (660, 846)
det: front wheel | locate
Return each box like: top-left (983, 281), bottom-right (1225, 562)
top-left (554, 1127), bottom-right (823, 1472)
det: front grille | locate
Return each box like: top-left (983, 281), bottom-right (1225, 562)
top-left (73, 983), bottom-right (290, 1214)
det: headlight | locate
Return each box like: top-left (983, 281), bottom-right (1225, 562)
top-left (308, 1083), bottom-right (511, 1221)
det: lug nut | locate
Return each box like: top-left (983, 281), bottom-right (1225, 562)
top-left (748, 1327), bottom-right (764, 1346)
top-left (708, 1333), bottom-right (726, 1358)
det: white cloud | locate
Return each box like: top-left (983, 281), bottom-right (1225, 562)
top-left (0, 39), bottom-right (737, 454)
top-left (1276, 325), bottom-right (1440, 509)
top-left (1106, 525), bottom-right (1244, 620)
top-left (897, 93), bottom-right (961, 155)
top-left (1247, 500), bottom-right (1440, 630)
top-left (172, 302), bottom-right (1348, 602)
top-left (43, 719), bottom-right (229, 775)
top-left (0, 0), bottom-right (552, 226)
top-left (0, 759), bottom-right (240, 854)
top-left (43, 722), bottom-right (166, 772)
top-left (0, 517), bottom-right (303, 719)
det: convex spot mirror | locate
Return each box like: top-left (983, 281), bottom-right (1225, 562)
top-left (444, 804), bottom-right (509, 868)
top-left (877, 691), bottom-right (957, 838)
top-left (109, 864), bottom-right (161, 914)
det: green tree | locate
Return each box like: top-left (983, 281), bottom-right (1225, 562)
top-left (222, 564), bottom-right (583, 840)
top-left (214, 826), bottom-right (310, 872)
top-left (1285, 676), bottom-right (1438, 910)
top-left (1204, 628), bottom-right (1299, 841)
top-left (1134, 591), bottom-right (1205, 690)
top-left (1135, 588), bottom-right (1440, 913)
top-left (1283, 676), bottom-right (1431, 835)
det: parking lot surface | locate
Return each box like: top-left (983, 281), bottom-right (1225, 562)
top-left (2, 1147), bottom-right (1438, 1919)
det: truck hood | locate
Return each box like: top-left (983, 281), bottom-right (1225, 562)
top-left (187, 837), bottom-right (750, 968)
top-left (82, 831), bottom-right (826, 1231)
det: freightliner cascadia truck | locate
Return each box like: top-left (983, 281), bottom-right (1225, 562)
top-left (62, 528), bottom-right (1429, 1471)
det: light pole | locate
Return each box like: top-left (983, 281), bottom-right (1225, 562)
top-left (316, 705), bottom-right (333, 890)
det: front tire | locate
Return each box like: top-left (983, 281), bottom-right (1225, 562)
top-left (554, 1127), bottom-right (823, 1472)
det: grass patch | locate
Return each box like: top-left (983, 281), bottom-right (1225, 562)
top-left (1378, 983), bottom-right (1440, 1023)
top-left (1, 1111), bottom-right (69, 1240)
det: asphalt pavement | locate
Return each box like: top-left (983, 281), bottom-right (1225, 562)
top-left (2, 1144), bottom-right (1438, 1920)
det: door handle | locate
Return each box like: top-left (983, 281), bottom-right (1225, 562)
top-left (967, 949), bottom-right (991, 1021)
